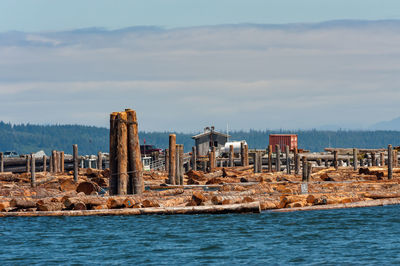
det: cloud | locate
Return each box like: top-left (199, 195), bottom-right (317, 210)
top-left (0, 21), bottom-right (400, 131)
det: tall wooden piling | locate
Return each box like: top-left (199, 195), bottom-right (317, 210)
top-left (73, 144), bottom-right (78, 183)
top-left (268, 145), bottom-right (272, 172)
top-left (30, 154), bottom-right (36, 187)
top-left (176, 145), bottom-right (181, 185)
top-left (43, 155), bottom-right (47, 172)
top-left (295, 153), bottom-right (301, 174)
top-left (126, 109), bottom-right (144, 194)
top-left (179, 144), bottom-right (184, 185)
top-left (0, 152), bottom-right (3, 173)
top-left (333, 150), bottom-right (338, 170)
top-left (254, 152), bottom-right (259, 173)
top-left (49, 154), bottom-right (53, 173)
top-left (302, 157), bottom-right (307, 182)
top-left (116, 112), bottom-right (128, 195)
top-left (394, 150), bottom-right (398, 167)
top-left (275, 145), bottom-right (280, 172)
top-left (109, 113), bottom-right (118, 195)
top-left (97, 152), bottom-right (103, 170)
top-left (192, 146), bottom-right (197, 171)
top-left (165, 149), bottom-right (169, 173)
top-left (307, 162), bottom-right (312, 182)
top-left (52, 150), bottom-right (57, 173)
top-left (60, 151), bottom-right (65, 173)
top-left (388, 144), bottom-right (393, 180)
top-left (229, 145), bottom-right (234, 167)
top-left (244, 145), bottom-right (249, 166)
top-left (353, 148), bottom-right (358, 171)
top-left (168, 134), bottom-right (176, 185)
top-left (26, 155), bottom-right (30, 173)
top-left (240, 142), bottom-right (245, 166)
top-left (285, 145), bottom-right (290, 174)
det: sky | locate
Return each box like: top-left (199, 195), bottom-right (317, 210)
top-left (0, 1), bottom-right (400, 132)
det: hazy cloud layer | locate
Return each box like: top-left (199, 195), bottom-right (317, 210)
top-left (1, 20), bottom-right (400, 131)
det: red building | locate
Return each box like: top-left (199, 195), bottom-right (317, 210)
top-left (269, 134), bottom-right (298, 152)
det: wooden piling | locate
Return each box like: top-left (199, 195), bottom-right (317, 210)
top-left (380, 152), bottom-right (385, 167)
top-left (179, 144), bottom-right (184, 186)
top-left (26, 155), bottom-right (30, 173)
top-left (229, 145), bottom-right (234, 167)
top-left (168, 134), bottom-right (176, 185)
top-left (302, 157), bottom-right (307, 182)
top-left (52, 150), bottom-right (57, 173)
top-left (109, 113), bottom-right (118, 195)
top-left (192, 147), bottom-right (197, 171)
top-left (388, 144), bottom-right (393, 180)
top-left (394, 150), bottom-right (398, 167)
top-left (352, 148), bottom-right (358, 170)
top-left (295, 153), bottom-right (301, 174)
top-left (240, 142), bottom-right (245, 166)
top-left (285, 145), bottom-right (290, 174)
top-left (175, 145), bottom-right (180, 185)
top-left (117, 112), bottom-right (128, 195)
top-left (60, 151), bottom-right (65, 173)
top-left (30, 154), bottom-right (36, 187)
top-left (333, 150), bottom-right (338, 170)
top-left (0, 152), bottom-right (3, 173)
top-left (371, 152), bottom-right (376, 166)
top-left (97, 152), bottom-right (103, 170)
top-left (244, 145), bottom-right (249, 166)
top-left (73, 144), bottom-right (78, 183)
top-left (126, 109), bottom-right (144, 194)
top-left (165, 149), bottom-right (169, 173)
top-left (275, 145), bottom-right (281, 172)
top-left (253, 152), bottom-right (259, 173)
top-left (306, 162), bottom-right (312, 182)
top-left (268, 145), bottom-right (272, 172)
top-left (43, 155), bottom-right (47, 172)
top-left (49, 154), bottom-right (53, 173)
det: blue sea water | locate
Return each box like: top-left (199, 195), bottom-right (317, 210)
top-left (0, 205), bottom-right (399, 265)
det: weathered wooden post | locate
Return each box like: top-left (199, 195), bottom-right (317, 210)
top-left (258, 151), bottom-right (263, 173)
top-left (371, 152), bottom-right (376, 166)
top-left (240, 142), bottom-right (245, 166)
top-left (73, 144), bottom-right (78, 183)
top-left (380, 152), bottom-right (385, 167)
top-left (307, 162), bottom-right (312, 182)
top-left (117, 112), bottom-right (128, 195)
top-left (60, 151), bottom-right (65, 173)
top-left (49, 154), bottom-right (53, 173)
top-left (51, 150), bottom-right (57, 173)
top-left (302, 157), bottom-right (308, 182)
top-left (275, 144), bottom-right (280, 172)
top-left (229, 145), bottom-right (234, 167)
top-left (179, 144), bottom-right (184, 185)
top-left (168, 134), bottom-right (176, 185)
top-left (176, 144), bottom-right (181, 185)
top-left (109, 112), bottom-right (118, 195)
top-left (268, 145), bottom-right (272, 172)
top-left (394, 150), bottom-right (398, 167)
top-left (126, 109), bottom-right (144, 194)
top-left (165, 149), bottom-right (169, 173)
top-left (209, 147), bottom-right (216, 171)
top-left (285, 145), bottom-right (290, 174)
top-left (192, 146), bottom-right (197, 171)
top-left (97, 151), bottom-right (103, 170)
top-left (244, 145), bottom-right (249, 166)
top-left (30, 154), bottom-right (36, 187)
top-left (42, 155), bottom-right (47, 172)
top-left (295, 153), bottom-right (301, 174)
top-left (212, 146), bottom-right (217, 168)
top-left (388, 145), bottom-right (393, 180)
top-left (353, 148), bottom-right (358, 171)
top-left (26, 155), bottom-right (30, 173)
top-left (253, 152), bottom-right (259, 173)
top-left (333, 150), bottom-right (338, 170)
top-left (0, 152), bottom-right (3, 173)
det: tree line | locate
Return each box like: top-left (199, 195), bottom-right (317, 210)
top-left (0, 122), bottom-right (398, 155)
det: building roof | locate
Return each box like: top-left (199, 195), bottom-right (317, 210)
top-left (192, 130), bottom-right (230, 139)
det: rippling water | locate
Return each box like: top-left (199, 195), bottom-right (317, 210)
top-left (1, 205), bottom-right (400, 265)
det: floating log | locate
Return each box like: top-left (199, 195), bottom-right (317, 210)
top-left (0, 202), bottom-right (261, 217)
top-left (325, 148), bottom-right (386, 154)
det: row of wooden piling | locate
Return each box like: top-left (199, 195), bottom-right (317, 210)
top-left (166, 134), bottom-right (184, 185)
top-left (109, 109), bottom-right (144, 195)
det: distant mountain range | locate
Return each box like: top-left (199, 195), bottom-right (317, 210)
top-left (370, 117), bottom-right (400, 131)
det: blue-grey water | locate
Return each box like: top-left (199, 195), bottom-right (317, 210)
top-left (1, 205), bottom-right (400, 265)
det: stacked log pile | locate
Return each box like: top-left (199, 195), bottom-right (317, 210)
top-left (1, 161), bottom-right (400, 216)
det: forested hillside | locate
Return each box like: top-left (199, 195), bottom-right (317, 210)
top-left (0, 122), bottom-right (399, 155)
